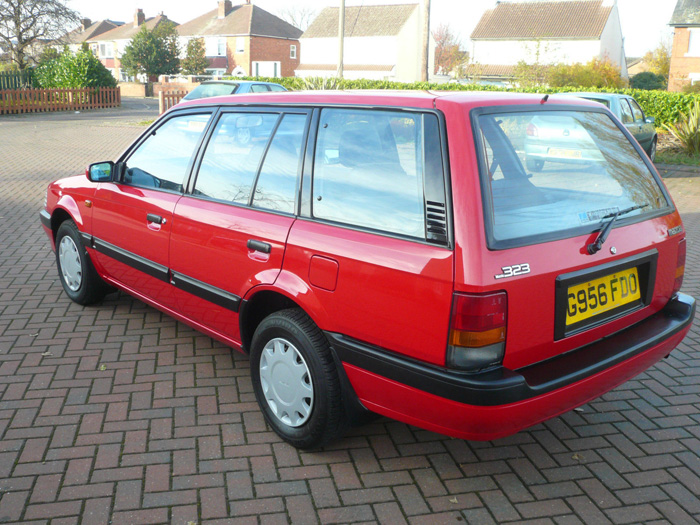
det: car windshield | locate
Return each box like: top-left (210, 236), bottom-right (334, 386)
top-left (476, 110), bottom-right (669, 248)
top-left (183, 83), bottom-right (239, 100)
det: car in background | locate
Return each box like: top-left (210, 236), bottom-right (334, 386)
top-left (565, 93), bottom-right (657, 161)
top-left (181, 80), bottom-right (287, 102)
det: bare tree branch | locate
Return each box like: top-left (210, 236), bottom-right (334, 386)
top-left (275, 6), bottom-right (318, 32)
top-left (0, 0), bottom-right (79, 69)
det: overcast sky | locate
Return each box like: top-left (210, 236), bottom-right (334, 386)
top-left (67, 0), bottom-right (676, 58)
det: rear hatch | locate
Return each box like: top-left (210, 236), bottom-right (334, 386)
top-left (463, 103), bottom-right (685, 370)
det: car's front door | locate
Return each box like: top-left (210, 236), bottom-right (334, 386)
top-left (628, 98), bottom-right (655, 152)
top-left (91, 111), bottom-right (213, 302)
top-left (168, 109), bottom-right (310, 341)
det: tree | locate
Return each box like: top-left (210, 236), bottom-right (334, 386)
top-left (630, 71), bottom-right (667, 91)
top-left (120, 21), bottom-right (180, 80)
top-left (546, 57), bottom-right (625, 88)
top-left (432, 23), bottom-right (466, 76)
top-left (34, 48), bottom-right (116, 88)
top-left (276, 6), bottom-right (317, 32)
top-left (0, 0), bottom-right (79, 70)
top-left (642, 40), bottom-right (671, 80)
top-left (180, 38), bottom-right (208, 76)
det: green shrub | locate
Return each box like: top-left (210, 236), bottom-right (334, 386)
top-left (664, 100), bottom-right (700, 155)
top-left (630, 72), bottom-right (667, 91)
top-left (34, 49), bottom-right (116, 89)
top-left (223, 75), bottom-right (700, 128)
top-left (301, 76), bottom-right (341, 90)
top-left (681, 83), bottom-right (700, 94)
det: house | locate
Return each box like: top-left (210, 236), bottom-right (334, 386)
top-left (296, 4), bottom-right (435, 82)
top-left (469, 0), bottom-right (628, 84)
top-left (176, 0), bottom-right (302, 77)
top-left (59, 18), bottom-right (123, 54)
top-left (626, 56), bottom-right (649, 76)
top-left (669, 0), bottom-right (700, 91)
top-left (90, 9), bottom-right (177, 82)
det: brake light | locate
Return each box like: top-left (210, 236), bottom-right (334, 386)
top-left (447, 292), bottom-right (507, 371)
top-left (526, 123), bottom-right (539, 137)
top-left (673, 238), bottom-right (686, 294)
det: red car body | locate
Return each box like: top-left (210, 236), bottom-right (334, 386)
top-left (40, 91), bottom-right (695, 445)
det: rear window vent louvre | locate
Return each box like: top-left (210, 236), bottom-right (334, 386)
top-left (426, 201), bottom-right (448, 245)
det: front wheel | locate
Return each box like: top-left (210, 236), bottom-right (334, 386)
top-left (647, 136), bottom-right (657, 163)
top-left (55, 220), bottom-right (108, 305)
top-left (250, 308), bottom-right (346, 449)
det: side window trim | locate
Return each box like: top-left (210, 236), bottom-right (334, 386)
top-left (247, 114), bottom-right (285, 206)
top-left (117, 109), bottom-right (216, 194)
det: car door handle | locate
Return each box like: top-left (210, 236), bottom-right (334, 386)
top-left (147, 213), bottom-right (165, 224)
top-left (247, 239), bottom-right (271, 254)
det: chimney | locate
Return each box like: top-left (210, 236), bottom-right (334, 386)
top-left (134, 8), bottom-right (145, 27)
top-left (81, 18), bottom-right (92, 31)
top-left (218, 0), bottom-right (232, 19)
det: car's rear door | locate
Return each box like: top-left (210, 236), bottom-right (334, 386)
top-left (284, 107), bottom-right (455, 366)
top-left (90, 110), bottom-right (214, 302)
top-left (167, 108), bottom-right (310, 340)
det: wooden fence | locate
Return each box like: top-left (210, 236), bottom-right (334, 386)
top-left (159, 90), bottom-right (187, 114)
top-left (0, 87), bottom-right (121, 115)
top-left (0, 70), bottom-right (33, 90)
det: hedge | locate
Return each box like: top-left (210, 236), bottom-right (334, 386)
top-left (226, 75), bottom-right (700, 128)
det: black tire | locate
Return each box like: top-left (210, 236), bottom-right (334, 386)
top-left (526, 157), bottom-right (544, 172)
top-left (647, 136), bottom-right (657, 163)
top-left (250, 308), bottom-right (346, 449)
top-left (55, 220), bottom-right (108, 305)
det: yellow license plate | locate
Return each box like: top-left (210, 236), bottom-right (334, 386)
top-left (566, 267), bottom-right (640, 326)
top-left (549, 148), bottom-right (582, 159)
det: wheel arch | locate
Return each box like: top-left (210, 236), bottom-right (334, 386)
top-left (50, 197), bottom-right (84, 240)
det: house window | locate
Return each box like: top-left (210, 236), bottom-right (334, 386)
top-left (688, 29), bottom-right (700, 56)
top-left (99, 43), bottom-right (113, 58)
top-left (236, 37), bottom-right (245, 54)
top-left (218, 39), bottom-right (226, 56)
top-left (290, 45), bottom-right (297, 59)
top-left (205, 38), bottom-right (226, 57)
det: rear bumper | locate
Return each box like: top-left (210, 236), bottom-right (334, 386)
top-left (329, 292), bottom-right (695, 440)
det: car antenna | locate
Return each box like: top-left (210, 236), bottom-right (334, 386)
top-left (541, 94), bottom-right (549, 104)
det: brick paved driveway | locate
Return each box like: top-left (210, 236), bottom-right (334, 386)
top-left (1, 103), bottom-right (699, 524)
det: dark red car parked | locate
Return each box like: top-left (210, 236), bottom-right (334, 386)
top-left (40, 91), bottom-right (695, 449)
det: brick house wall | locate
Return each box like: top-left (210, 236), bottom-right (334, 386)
top-left (226, 36), bottom-right (250, 74)
top-left (250, 36), bottom-right (300, 77)
top-left (669, 27), bottom-right (700, 91)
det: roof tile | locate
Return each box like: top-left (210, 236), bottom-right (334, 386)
top-left (302, 4), bottom-right (418, 38)
top-left (471, 0), bottom-right (613, 40)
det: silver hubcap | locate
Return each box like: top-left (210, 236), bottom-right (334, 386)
top-left (58, 236), bottom-right (82, 292)
top-left (650, 140), bottom-right (657, 162)
top-left (259, 338), bottom-right (313, 427)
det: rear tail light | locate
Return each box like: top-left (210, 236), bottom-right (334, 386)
top-left (673, 238), bottom-right (686, 294)
top-left (447, 292), bottom-right (507, 371)
top-left (526, 123), bottom-right (539, 137)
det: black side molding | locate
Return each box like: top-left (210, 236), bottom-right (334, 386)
top-left (171, 271), bottom-right (241, 313)
top-left (329, 293), bottom-right (695, 407)
top-left (39, 209), bottom-right (51, 229)
top-left (93, 238), bottom-right (170, 282)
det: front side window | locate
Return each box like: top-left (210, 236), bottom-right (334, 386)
top-left (193, 112), bottom-right (279, 204)
top-left (123, 114), bottom-right (211, 192)
top-left (312, 108), bottom-right (429, 239)
top-left (629, 99), bottom-right (645, 122)
top-left (619, 100), bottom-right (634, 124)
top-left (477, 110), bottom-right (670, 248)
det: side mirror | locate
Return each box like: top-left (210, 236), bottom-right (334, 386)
top-left (87, 161), bottom-right (114, 182)
top-left (645, 116), bottom-right (655, 124)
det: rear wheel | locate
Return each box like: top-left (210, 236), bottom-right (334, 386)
top-left (250, 308), bottom-right (346, 449)
top-left (55, 220), bottom-right (108, 305)
top-left (526, 157), bottom-right (544, 172)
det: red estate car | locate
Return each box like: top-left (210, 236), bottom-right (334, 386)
top-left (40, 91), bottom-right (695, 449)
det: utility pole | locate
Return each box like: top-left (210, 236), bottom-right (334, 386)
top-left (420, 0), bottom-right (431, 81)
top-left (337, 0), bottom-right (345, 78)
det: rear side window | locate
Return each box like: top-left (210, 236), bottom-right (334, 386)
top-left (312, 108), bottom-right (431, 239)
top-left (193, 113), bottom-right (279, 204)
top-left (476, 110), bottom-right (669, 248)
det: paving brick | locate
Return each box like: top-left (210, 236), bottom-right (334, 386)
top-left (3, 106), bottom-right (700, 525)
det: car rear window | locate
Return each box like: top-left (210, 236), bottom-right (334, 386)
top-left (185, 83), bottom-right (239, 100)
top-left (475, 109), bottom-right (670, 249)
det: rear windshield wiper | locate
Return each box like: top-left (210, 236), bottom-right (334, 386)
top-left (587, 204), bottom-right (649, 255)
